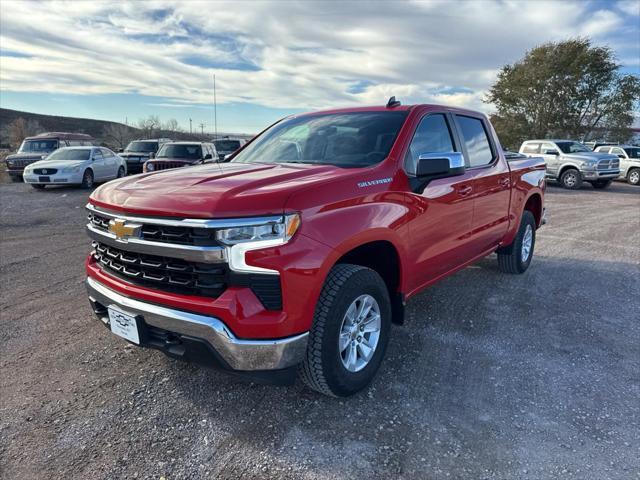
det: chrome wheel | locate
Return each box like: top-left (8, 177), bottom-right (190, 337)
top-left (564, 172), bottom-right (577, 187)
top-left (338, 294), bottom-right (381, 372)
top-left (521, 224), bottom-right (533, 262)
top-left (629, 170), bottom-right (640, 185)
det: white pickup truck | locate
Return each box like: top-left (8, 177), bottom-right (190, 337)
top-left (519, 140), bottom-right (619, 190)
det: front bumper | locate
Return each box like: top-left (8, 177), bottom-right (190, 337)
top-left (582, 169), bottom-right (619, 180)
top-left (86, 276), bottom-right (308, 371)
top-left (23, 171), bottom-right (83, 185)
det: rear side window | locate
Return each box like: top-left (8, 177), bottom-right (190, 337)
top-left (101, 148), bottom-right (113, 158)
top-left (93, 150), bottom-right (103, 160)
top-left (522, 143), bottom-right (540, 154)
top-left (404, 114), bottom-right (455, 176)
top-left (456, 115), bottom-right (494, 167)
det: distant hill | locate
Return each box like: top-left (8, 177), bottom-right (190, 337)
top-left (0, 108), bottom-right (139, 142)
top-left (0, 108), bottom-right (253, 149)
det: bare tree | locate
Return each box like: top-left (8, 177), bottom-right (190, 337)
top-left (102, 123), bottom-right (136, 151)
top-left (7, 118), bottom-right (44, 149)
top-left (162, 118), bottom-right (181, 133)
top-left (137, 115), bottom-right (161, 138)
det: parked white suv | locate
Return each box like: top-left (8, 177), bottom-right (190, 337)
top-left (519, 140), bottom-right (619, 189)
top-left (594, 145), bottom-right (640, 186)
top-left (23, 146), bottom-right (126, 189)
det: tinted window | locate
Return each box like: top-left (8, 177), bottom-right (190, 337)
top-left (232, 111), bottom-right (408, 168)
top-left (624, 148), bottom-right (639, 159)
top-left (456, 116), bottom-right (493, 167)
top-left (214, 140), bottom-right (242, 152)
top-left (126, 141), bottom-right (158, 153)
top-left (404, 114), bottom-right (455, 176)
top-left (19, 139), bottom-right (59, 153)
top-left (522, 143), bottom-right (540, 154)
top-left (157, 144), bottom-right (203, 159)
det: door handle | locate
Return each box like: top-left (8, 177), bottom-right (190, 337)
top-left (499, 178), bottom-right (510, 187)
top-left (457, 185), bottom-right (473, 196)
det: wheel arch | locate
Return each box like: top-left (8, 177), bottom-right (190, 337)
top-left (558, 163), bottom-right (581, 178)
top-left (523, 192), bottom-right (543, 227)
top-left (332, 239), bottom-right (406, 324)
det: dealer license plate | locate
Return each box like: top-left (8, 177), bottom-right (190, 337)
top-left (108, 308), bottom-right (140, 344)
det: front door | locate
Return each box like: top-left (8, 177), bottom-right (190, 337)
top-left (404, 113), bottom-right (477, 291)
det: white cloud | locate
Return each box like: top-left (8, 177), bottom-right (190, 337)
top-left (0, 0), bottom-right (637, 114)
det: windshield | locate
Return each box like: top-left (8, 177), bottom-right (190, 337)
top-left (126, 141), bottom-right (158, 153)
top-left (157, 144), bottom-right (202, 159)
top-left (624, 148), bottom-right (639, 159)
top-left (556, 141), bottom-right (591, 154)
top-left (19, 139), bottom-right (58, 153)
top-left (232, 111), bottom-right (408, 168)
top-left (46, 148), bottom-right (91, 161)
top-left (214, 140), bottom-right (241, 152)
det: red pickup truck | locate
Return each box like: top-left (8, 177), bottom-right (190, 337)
top-left (85, 100), bottom-right (546, 397)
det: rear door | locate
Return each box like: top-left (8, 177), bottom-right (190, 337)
top-left (101, 148), bottom-right (118, 177)
top-left (404, 112), bottom-right (477, 288)
top-left (453, 114), bottom-right (511, 255)
top-left (540, 142), bottom-right (561, 177)
top-left (91, 149), bottom-right (107, 180)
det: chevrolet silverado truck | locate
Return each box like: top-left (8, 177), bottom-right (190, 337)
top-left (519, 139), bottom-right (619, 189)
top-left (85, 100), bottom-right (546, 397)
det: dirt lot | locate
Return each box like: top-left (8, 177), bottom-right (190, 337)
top-left (1, 179), bottom-right (638, 480)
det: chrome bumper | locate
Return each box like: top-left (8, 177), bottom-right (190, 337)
top-left (583, 170), bottom-right (619, 179)
top-left (86, 277), bottom-right (308, 371)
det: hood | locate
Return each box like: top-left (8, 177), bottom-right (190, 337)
top-left (28, 159), bottom-right (87, 170)
top-left (563, 151), bottom-right (617, 162)
top-left (6, 152), bottom-right (47, 161)
top-left (90, 162), bottom-right (347, 218)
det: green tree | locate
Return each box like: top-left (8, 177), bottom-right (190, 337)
top-left (486, 38), bottom-right (640, 149)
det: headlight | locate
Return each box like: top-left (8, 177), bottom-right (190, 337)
top-left (217, 214), bottom-right (301, 274)
top-left (146, 163), bottom-right (154, 171)
top-left (583, 161), bottom-right (597, 170)
top-left (61, 166), bottom-right (81, 173)
top-left (217, 214), bottom-right (300, 245)
top-left (7, 160), bottom-right (14, 167)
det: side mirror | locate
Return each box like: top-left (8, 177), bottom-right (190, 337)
top-left (204, 153), bottom-right (212, 160)
top-left (218, 154), bottom-right (227, 162)
top-left (416, 152), bottom-right (465, 178)
top-left (617, 154), bottom-right (625, 159)
top-left (544, 149), bottom-right (559, 155)
top-left (149, 152), bottom-right (156, 159)
top-left (118, 148), bottom-right (124, 153)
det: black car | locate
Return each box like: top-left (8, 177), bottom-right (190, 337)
top-left (120, 138), bottom-right (171, 174)
top-left (143, 142), bottom-right (218, 173)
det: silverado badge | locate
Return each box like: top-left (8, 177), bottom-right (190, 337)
top-left (108, 219), bottom-right (141, 241)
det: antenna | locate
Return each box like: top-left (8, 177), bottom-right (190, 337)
top-left (189, 118), bottom-right (193, 134)
top-left (213, 74), bottom-right (218, 140)
top-left (386, 96), bottom-right (401, 108)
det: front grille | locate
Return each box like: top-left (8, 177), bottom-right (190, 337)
top-left (598, 159), bottom-right (620, 170)
top-left (88, 212), bottom-right (219, 246)
top-left (7, 158), bottom-right (37, 168)
top-left (93, 242), bottom-right (227, 297)
top-left (34, 168), bottom-right (58, 175)
top-left (149, 162), bottom-right (186, 171)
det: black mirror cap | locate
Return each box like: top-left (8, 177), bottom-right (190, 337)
top-left (544, 149), bottom-right (558, 155)
top-left (204, 153), bottom-right (213, 160)
top-left (416, 152), bottom-right (465, 178)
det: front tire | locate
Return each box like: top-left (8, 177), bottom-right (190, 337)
top-left (299, 264), bottom-right (391, 397)
top-left (559, 168), bottom-right (582, 189)
top-left (590, 180), bottom-right (612, 189)
top-left (627, 168), bottom-right (640, 186)
top-left (497, 210), bottom-right (536, 274)
top-left (116, 166), bottom-right (125, 178)
top-left (81, 169), bottom-right (94, 189)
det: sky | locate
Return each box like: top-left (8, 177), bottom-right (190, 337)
top-left (0, 0), bottom-right (639, 134)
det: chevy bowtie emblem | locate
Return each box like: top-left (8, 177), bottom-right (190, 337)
top-left (108, 219), bottom-right (141, 241)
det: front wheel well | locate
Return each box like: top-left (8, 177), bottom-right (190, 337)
top-left (335, 240), bottom-right (404, 324)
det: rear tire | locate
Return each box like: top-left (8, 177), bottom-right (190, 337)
top-left (31, 184), bottom-right (45, 190)
top-left (299, 264), bottom-right (391, 397)
top-left (81, 169), bottom-right (94, 189)
top-left (627, 168), bottom-right (640, 186)
top-left (497, 210), bottom-right (536, 274)
top-left (559, 168), bottom-right (582, 189)
top-left (117, 166), bottom-right (125, 178)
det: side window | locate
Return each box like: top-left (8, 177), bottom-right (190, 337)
top-left (522, 143), bottom-right (540, 154)
top-left (611, 147), bottom-right (624, 156)
top-left (93, 149), bottom-right (103, 161)
top-left (456, 115), bottom-right (494, 167)
top-left (541, 142), bottom-right (558, 154)
top-left (101, 148), bottom-right (113, 158)
top-left (404, 114), bottom-right (455, 176)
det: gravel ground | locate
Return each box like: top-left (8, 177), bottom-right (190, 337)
top-left (1, 180), bottom-right (639, 480)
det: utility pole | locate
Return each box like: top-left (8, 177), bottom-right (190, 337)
top-left (213, 74), bottom-right (218, 140)
top-left (199, 123), bottom-right (205, 136)
top-left (189, 118), bottom-right (192, 134)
